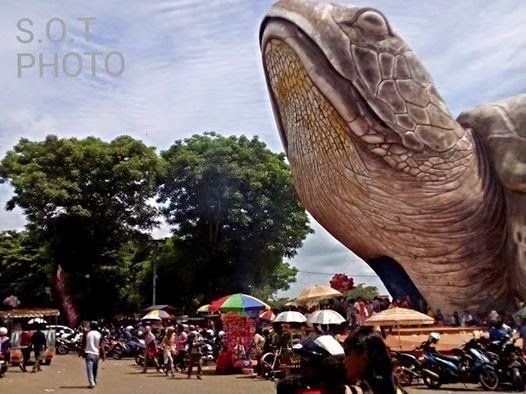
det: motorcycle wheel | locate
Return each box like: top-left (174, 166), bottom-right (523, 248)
top-left (135, 355), bottom-right (144, 367)
top-left (511, 367), bottom-right (524, 391)
top-left (479, 368), bottom-right (499, 391)
top-left (394, 366), bottom-right (413, 386)
top-left (57, 345), bottom-right (69, 355)
top-left (112, 347), bottom-right (123, 360)
top-left (423, 372), bottom-right (441, 389)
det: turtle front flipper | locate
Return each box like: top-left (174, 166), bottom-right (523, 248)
top-left (458, 94), bottom-right (526, 302)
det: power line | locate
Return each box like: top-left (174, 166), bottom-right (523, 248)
top-left (296, 270), bottom-right (378, 278)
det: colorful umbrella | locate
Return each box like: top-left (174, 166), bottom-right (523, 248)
top-left (141, 309), bottom-right (172, 320)
top-left (210, 293), bottom-right (270, 314)
top-left (197, 304), bottom-right (210, 314)
top-left (259, 310), bottom-right (275, 321)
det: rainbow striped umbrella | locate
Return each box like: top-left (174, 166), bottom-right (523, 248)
top-left (197, 304), bottom-right (210, 314)
top-left (210, 294), bottom-right (270, 314)
top-left (141, 309), bottom-right (172, 320)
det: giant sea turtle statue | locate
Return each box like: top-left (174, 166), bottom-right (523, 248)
top-left (260, 0), bottom-right (526, 315)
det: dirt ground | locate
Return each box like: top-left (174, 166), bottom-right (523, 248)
top-left (0, 354), bottom-right (519, 394)
top-left (0, 354), bottom-right (275, 394)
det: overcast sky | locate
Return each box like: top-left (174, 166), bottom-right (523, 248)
top-left (1, 0), bottom-right (525, 298)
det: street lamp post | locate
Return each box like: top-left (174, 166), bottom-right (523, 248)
top-left (152, 260), bottom-right (157, 306)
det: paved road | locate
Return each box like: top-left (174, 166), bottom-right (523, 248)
top-left (0, 355), bottom-right (520, 394)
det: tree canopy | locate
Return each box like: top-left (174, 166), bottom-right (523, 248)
top-left (0, 132), bottom-right (312, 316)
top-left (157, 133), bottom-right (312, 306)
top-left (0, 135), bottom-right (165, 316)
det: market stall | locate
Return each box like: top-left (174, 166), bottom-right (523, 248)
top-left (0, 308), bottom-right (60, 365)
top-left (210, 293), bottom-right (269, 374)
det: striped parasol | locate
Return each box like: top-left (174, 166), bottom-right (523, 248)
top-left (197, 304), bottom-right (210, 314)
top-left (295, 285), bottom-right (342, 307)
top-left (259, 310), bottom-right (276, 321)
top-left (364, 308), bottom-right (434, 326)
top-left (141, 309), bottom-right (172, 320)
top-left (210, 293), bottom-right (270, 314)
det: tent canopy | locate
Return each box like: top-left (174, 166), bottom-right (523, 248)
top-left (364, 307), bottom-right (434, 326)
top-left (0, 308), bottom-right (60, 319)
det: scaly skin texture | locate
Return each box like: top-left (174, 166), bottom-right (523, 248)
top-left (260, 0), bottom-right (525, 315)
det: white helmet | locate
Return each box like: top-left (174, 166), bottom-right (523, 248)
top-left (428, 332), bottom-right (440, 343)
top-left (125, 326), bottom-right (134, 331)
top-left (0, 327), bottom-right (7, 336)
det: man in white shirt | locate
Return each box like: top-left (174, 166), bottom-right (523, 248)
top-left (83, 321), bottom-right (105, 389)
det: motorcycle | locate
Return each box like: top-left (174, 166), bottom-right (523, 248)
top-left (391, 348), bottom-right (423, 386)
top-left (56, 332), bottom-right (82, 355)
top-left (201, 340), bottom-right (216, 365)
top-left (420, 340), bottom-right (499, 390)
top-left (478, 336), bottom-right (525, 391)
top-left (112, 337), bottom-right (143, 360)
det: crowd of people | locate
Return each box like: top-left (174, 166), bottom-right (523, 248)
top-left (3, 299), bottom-right (526, 392)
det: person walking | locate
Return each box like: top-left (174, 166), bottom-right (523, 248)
top-left (83, 321), bottom-right (105, 388)
top-left (142, 326), bottom-right (161, 373)
top-left (30, 325), bottom-right (47, 372)
top-left (19, 328), bottom-right (32, 372)
top-left (174, 324), bottom-right (188, 372)
top-left (0, 327), bottom-right (11, 366)
top-left (187, 325), bottom-right (203, 379)
top-left (161, 326), bottom-right (176, 377)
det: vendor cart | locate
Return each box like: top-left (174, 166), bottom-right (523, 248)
top-left (0, 308), bottom-right (60, 366)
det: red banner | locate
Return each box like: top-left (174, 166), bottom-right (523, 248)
top-left (55, 265), bottom-right (79, 328)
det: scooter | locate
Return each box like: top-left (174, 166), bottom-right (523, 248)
top-left (420, 340), bottom-right (499, 390)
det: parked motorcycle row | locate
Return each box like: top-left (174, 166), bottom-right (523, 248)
top-left (54, 326), bottom-right (220, 370)
top-left (392, 333), bottom-right (526, 391)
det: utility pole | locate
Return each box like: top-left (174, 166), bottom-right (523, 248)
top-left (152, 260), bottom-right (157, 306)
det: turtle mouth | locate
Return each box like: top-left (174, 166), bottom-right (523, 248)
top-left (261, 17), bottom-right (396, 153)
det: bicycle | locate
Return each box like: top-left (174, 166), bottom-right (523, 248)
top-left (260, 345), bottom-right (292, 380)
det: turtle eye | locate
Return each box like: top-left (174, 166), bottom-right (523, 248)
top-left (356, 10), bottom-right (389, 35)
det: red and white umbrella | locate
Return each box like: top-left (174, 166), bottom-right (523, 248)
top-left (259, 310), bottom-right (276, 321)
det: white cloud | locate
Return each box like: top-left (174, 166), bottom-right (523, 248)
top-left (0, 0), bottom-right (524, 297)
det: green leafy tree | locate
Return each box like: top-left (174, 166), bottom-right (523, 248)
top-left (0, 135), bottom-right (165, 317)
top-left (157, 132), bottom-right (312, 306)
top-left (344, 283), bottom-right (380, 301)
top-left (0, 231), bottom-right (52, 306)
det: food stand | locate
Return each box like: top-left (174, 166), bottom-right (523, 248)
top-left (0, 308), bottom-right (60, 365)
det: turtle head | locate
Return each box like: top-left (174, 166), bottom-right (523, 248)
top-left (260, 0), bottom-right (466, 169)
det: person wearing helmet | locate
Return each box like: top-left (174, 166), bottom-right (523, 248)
top-left (277, 334), bottom-right (345, 393)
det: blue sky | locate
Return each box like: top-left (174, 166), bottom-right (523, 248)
top-left (1, 0), bottom-right (525, 298)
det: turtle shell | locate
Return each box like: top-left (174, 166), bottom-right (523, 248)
top-left (457, 94), bottom-right (526, 194)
